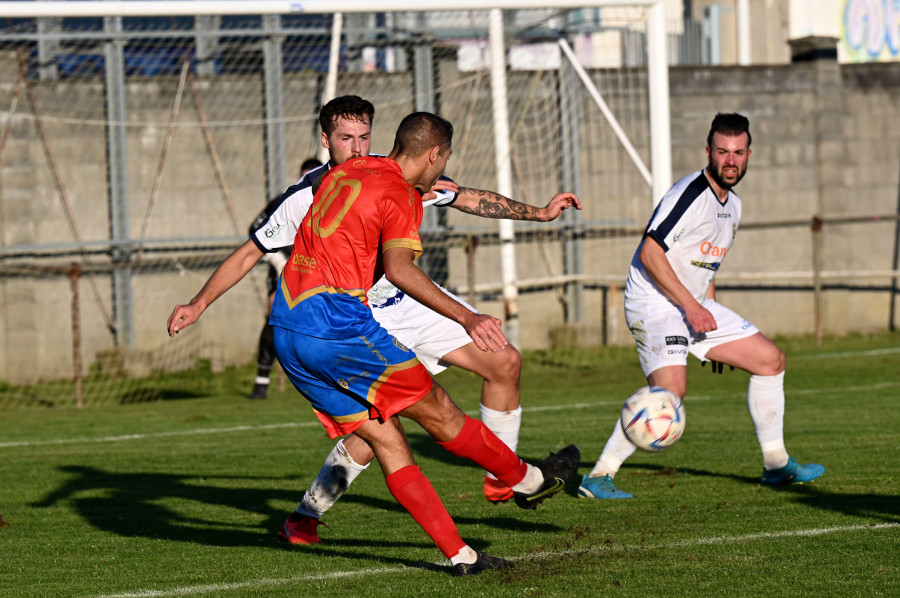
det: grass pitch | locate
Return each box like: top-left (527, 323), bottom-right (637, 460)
top-left (1, 331), bottom-right (898, 597)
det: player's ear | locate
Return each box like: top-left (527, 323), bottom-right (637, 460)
top-left (321, 130), bottom-right (330, 150)
top-left (429, 146), bottom-right (440, 165)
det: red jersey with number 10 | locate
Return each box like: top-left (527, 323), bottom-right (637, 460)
top-left (268, 156), bottom-right (424, 339)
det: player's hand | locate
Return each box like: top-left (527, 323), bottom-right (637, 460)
top-left (431, 178), bottom-right (460, 195)
top-left (422, 179), bottom-right (460, 202)
top-left (540, 192), bottom-right (581, 221)
top-left (702, 360), bottom-right (734, 374)
top-left (462, 312), bottom-right (508, 352)
top-left (167, 303), bottom-right (203, 337)
top-left (684, 303), bottom-right (717, 334)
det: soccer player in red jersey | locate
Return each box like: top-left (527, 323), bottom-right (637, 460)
top-left (168, 112), bottom-right (579, 576)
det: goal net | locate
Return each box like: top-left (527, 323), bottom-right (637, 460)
top-left (0, 1), bottom-right (668, 406)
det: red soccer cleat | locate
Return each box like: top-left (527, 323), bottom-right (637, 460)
top-left (483, 475), bottom-right (514, 503)
top-left (278, 512), bottom-right (328, 545)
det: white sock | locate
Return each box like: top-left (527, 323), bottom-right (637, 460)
top-left (449, 545), bottom-right (479, 566)
top-left (255, 376), bottom-right (270, 385)
top-left (748, 372), bottom-right (789, 470)
top-left (480, 404), bottom-right (522, 480)
top-left (297, 438), bottom-right (369, 518)
top-left (588, 418), bottom-right (637, 479)
top-left (511, 463), bottom-right (545, 494)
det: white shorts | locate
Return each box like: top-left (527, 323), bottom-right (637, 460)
top-left (371, 287), bottom-right (475, 375)
top-left (625, 298), bottom-right (759, 377)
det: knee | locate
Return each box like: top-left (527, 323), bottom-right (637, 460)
top-left (491, 346), bottom-right (522, 384)
top-left (759, 346), bottom-right (786, 376)
top-left (773, 348), bottom-right (786, 374)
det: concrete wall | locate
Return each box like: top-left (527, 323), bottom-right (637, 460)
top-left (2, 56), bottom-right (899, 383)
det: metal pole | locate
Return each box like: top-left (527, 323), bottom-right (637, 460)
top-left (489, 8), bottom-right (519, 346)
top-left (263, 14), bottom-right (286, 198)
top-left (1, 1), bottom-right (664, 18)
top-left (105, 15), bottom-right (134, 347)
top-left (647, 0), bottom-right (672, 205)
top-left (558, 49), bottom-right (583, 325)
top-left (319, 12), bottom-right (343, 164)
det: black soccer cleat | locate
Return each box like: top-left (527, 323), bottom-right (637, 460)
top-left (451, 552), bottom-right (513, 577)
top-left (248, 383), bottom-right (269, 400)
top-left (513, 444), bottom-right (581, 510)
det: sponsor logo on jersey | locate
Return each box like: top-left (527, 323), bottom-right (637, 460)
top-left (690, 259), bottom-right (721, 271)
top-left (291, 253), bottom-right (317, 271)
top-left (665, 335), bottom-right (688, 346)
top-left (700, 241), bottom-right (729, 258)
top-left (717, 212), bottom-right (731, 219)
top-left (264, 223), bottom-right (286, 239)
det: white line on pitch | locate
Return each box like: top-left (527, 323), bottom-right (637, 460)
top-left (0, 421), bottom-right (320, 449)
top-left (792, 346), bottom-right (900, 360)
top-left (4, 376), bottom-right (897, 449)
top-left (89, 521), bottom-right (898, 598)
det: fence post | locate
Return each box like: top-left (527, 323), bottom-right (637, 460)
top-left (465, 236), bottom-right (478, 308)
top-left (811, 216), bottom-right (824, 346)
top-left (68, 263), bottom-right (83, 408)
top-left (891, 154), bottom-right (900, 331)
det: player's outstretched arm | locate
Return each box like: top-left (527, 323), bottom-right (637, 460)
top-left (445, 184), bottom-right (580, 222)
top-left (382, 246), bottom-right (507, 352)
top-left (167, 240), bottom-right (264, 336)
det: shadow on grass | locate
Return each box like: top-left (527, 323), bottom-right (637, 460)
top-left (776, 484), bottom-right (900, 523)
top-left (30, 464), bottom-right (561, 560)
top-left (610, 462), bottom-right (900, 522)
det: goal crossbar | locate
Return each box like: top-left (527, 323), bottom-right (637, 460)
top-left (0, 1), bottom-right (661, 19)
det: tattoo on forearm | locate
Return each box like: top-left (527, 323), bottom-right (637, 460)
top-left (458, 187), bottom-right (540, 220)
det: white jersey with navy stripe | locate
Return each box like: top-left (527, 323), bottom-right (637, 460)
top-left (249, 163), bottom-right (329, 254)
top-left (625, 169), bottom-right (742, 307)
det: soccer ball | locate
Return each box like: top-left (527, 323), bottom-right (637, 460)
top-left (620, 386), bottom-right (686, 452)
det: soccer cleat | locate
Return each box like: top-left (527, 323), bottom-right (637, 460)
top-left (483, 475), bottom-right (514, 503)
top-left (451, 552), bottom-right (513, 577)
top-left (249, 383), bottom-right (269, 400)
top-left (513, 444), bottom-right (581, 510)
top-left (761, 457), bottom-right (825, 486)
top-left (278, 512), bottom-right (328, 544)
top-left (577, 474), bottom-right (634, 499)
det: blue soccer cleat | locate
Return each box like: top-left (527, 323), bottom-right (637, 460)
top-left (761, 457), bottom-right (825, 486)
top-left (577, 474), bottom-right (634, 499)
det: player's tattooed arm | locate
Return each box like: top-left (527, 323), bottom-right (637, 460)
top-left (453, 188), bottom-right (581, 222)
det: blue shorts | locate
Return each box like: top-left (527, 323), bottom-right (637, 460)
top-left (273, 320), bottom-right (433, 438)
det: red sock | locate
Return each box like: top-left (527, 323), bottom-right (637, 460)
top-left (385, 465), bottom-right (465, 559)
top-left (438, 415), bottom-right (528, 487)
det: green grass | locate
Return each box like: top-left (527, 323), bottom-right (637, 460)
top-left (1, 332), bottom-right (898, 597)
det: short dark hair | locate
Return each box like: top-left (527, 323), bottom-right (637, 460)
top-left (707, 113), bottom-right (751, 147)
top-left (391, 112), bottom-right (453, 159)
top-left (299, 157), bottom-right (322, 176)
top-left (318, 95), bottom-right (375, 136)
